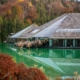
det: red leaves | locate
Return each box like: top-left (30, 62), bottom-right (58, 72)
top-left (17, 63), bottom-right (29, 80)
top-left (17, 64), bottom-right (48, 80)
top-left (27, 68), bottom-right (48, 80)
top-left (0, 53), bottom-right (18, 80)
top-left (0, 53), bottom-right (48, 80)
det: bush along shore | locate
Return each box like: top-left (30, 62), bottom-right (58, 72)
top-left (0, 53), bottom-right (48, 80)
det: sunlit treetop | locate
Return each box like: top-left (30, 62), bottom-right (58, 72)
top-left (28, 2), bottom-right (32, 7)
top-left (36, 0), bottom-right (39, 2)
top-left (7, 9), bottom-right (12, 15)
top-left (17, 0), bottom-right (24, 2)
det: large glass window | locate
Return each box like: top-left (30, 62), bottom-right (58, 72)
top-left (52, 39), bottom-right (63, 47)
top-left (76, 39), bottom-right (80, 47)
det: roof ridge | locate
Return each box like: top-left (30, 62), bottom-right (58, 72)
top-left (30, 14), bottom-right (67, 38)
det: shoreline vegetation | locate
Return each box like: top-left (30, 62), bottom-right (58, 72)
top-left (0, 53), bottom-right (49, 80)
top-left (0, 0), bottom-right (80, 80)
top-left (0, 52), bottom-right (80, 80)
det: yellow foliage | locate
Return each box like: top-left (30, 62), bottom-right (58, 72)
top-left (16, 5), bottom-right (23, 14)
top-left (74, 71), bottom-right (78, 75)
top-left (28, 2), bottom-right (32, 7)
top-left (12, 57), bottom-right (16, 63)
top-left (33, 64), bottom-right (38, 68)
top-left (17, 0), bottom-right (24, 2)
top-left (27, 18), bottom-right (32, 24)
top-left (39, 66), bottom-right (45, 72)
top-left (7, 9), bottom-right (12, 15)
top-left (36, 0), bottom-right (39, 2)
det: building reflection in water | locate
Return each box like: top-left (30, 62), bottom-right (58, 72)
top-left (5, 46), bottom-right (80, 78)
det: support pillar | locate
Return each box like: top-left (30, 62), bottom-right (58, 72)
top-left (64, 39), bottom-right (67, 47)
top-left (73, 39), bottom-right (75, 47)
top-left (36, 37), bottom-right (38, 40)
top-left (49, 39), bottom-right (52, 47)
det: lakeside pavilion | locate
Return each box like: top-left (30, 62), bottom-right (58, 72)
top-left (10, 13), bottom-right (80, 48)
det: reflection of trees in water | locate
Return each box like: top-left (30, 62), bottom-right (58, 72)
top-left (3, 46), bottom-right (60, 79)
top-left (30, 48), bottom-right (49, 57)
top-left (17, 48), bottom-right (24, 55)
top-left (17, 48), bottom-right (32, 55)
top-left (16, 48), bottom-right (80, 58)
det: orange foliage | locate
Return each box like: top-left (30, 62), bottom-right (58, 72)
top-left (47, 0), bottom-right (77, 15)
top-left (14, 4), bottom-right (24, 21)
top-left (27, 68), bottom-right (48, 80)
top-left (17, 64), bottom-right (48, 80)
top-left (63, 7), bottom-right (74, 13)
top-left (55, 76), bottom-right (62, 80)
top-left (17, 0), bottom-right (24, 2)
top-left (27, 18), bottom-right (32, 24)
top-left (7, 9), bottom-right (12, 15)
top-left (0, 53), bottom-right (18, 80)
top-left (49, 0), bottom-right (65, 15)
top-left (0, 0), bottom-right (37, 21)
top-left (17, 63), bottom-right (29, 80)
top-left (20, 0), bottom-right (37, 20)
top-left (28, 6), bottom-right (37, 20)
top-left (0, 53), bottom-right (48, 80)
top-left (28, 2), bottom-right (32, 7)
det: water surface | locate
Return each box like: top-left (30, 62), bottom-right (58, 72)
top-left (0, 43), bottom-right (80, 79)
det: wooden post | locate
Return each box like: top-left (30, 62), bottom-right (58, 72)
top-left (73, 39), bottom-right (75, 47)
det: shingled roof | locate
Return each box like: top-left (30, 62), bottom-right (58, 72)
top-left (33, 13), bottom-right (80, 39)
top-left (10, 13), bottom-right (80, 39)
top-left (50, 13), bottom-right (80, 39)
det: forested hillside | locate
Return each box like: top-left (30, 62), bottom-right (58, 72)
top-left (0, 0), bottom-right (80, 42)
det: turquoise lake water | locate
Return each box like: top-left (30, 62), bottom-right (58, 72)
top-left (0, 43), bottom-right (80, 79)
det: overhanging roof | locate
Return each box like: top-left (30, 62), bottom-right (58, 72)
top-left (10, 13), bottom-right (80, 39)
top-left (33, 15), bottom-right (67, 38)
top-left (10, 24), bottom-right (38, 38)
top-left (33, 13), bottom-right (80, 39)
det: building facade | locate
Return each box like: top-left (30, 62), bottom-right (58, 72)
top-left (10, 13), bottom-right (80, 48)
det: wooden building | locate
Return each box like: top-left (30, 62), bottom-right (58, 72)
top-left (10, 13), bottom-right (80, 48)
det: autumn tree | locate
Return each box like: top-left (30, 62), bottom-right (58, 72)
top-left (0, 53), bottom-right (48, 80)
top-left (17, 63), bottom-right (48, 80)
top-left (0, 53), bottom-right (18, 80)
top-left (0, 0), bottom-right (37, 42)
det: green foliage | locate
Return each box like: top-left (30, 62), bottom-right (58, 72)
top-left (0, 17), bottom-right (3, 42)
top-left (0, 17), bottom-right (27, 42)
